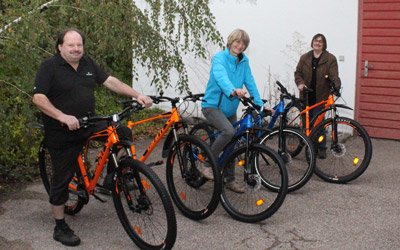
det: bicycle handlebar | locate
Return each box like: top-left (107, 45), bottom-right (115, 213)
top-left (183, 92), bottom-right (205, 102)
top-left (275, 81), bottom-right (298, 101)
top-left (149, 92), bottom-right (205, 105)
top-left (324, 76), bottom-right (341, 97)
top-left (239, 96), bottom-right (273, 118)
top-left (78, 100), bottom-right (144, 128)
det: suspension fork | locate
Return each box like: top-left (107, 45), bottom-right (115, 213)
top-left (243, 130), bottom-right (252, 181)
top-left (277, 114), bottom-right (287, 155)
top-left (171, 125), bottom-right (187, 178)
top-left (330, 108), bottom-right (339, 148)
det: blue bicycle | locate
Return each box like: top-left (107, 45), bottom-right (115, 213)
top-left (258, 81), bottom-right (315, 192)
top-left (191, 91), bottom-right (315, 193)
top-left (190, 97), bottom-right (288, 223)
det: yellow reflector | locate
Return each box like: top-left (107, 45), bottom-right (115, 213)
top-left (256, 199), bottom-right (264, 206)
top-left (179, 192), bottom-right (187, 201)
top-left (134, 225), bottom-right (142, 235)
top-left (237, 160), bottom-right (245, 167)
top-left (353, 157), bottom-right (359, 166)
top-left (318, 135), bottom-right (324, 143)
top-left (141, 180), bottom-right (151, 190)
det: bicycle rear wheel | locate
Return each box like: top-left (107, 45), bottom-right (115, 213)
top-left (112, 158), bottom-right (177, 250)
top-left (310, 117), bottom-right (373, 183)
top-left (166, 134), bottom-right (221, 220)
top-left (259, 127), bottom-right (315, 192)
top-left (220, 144), bottom-right (287, 223)
top-left (38, 141), bottom-right (85, 215)
top-left (189, 122), bottom-right (216, 145)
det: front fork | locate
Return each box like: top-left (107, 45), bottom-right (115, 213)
top-left (277, 114), bottom-right (287, 155)
top-left (330, 109), bottom-right (339, 150)
top-left (113, 146), bottom-right (149, 212)
top-left (319, 108), bottom-right (339, 151)
top-left (171, 123), bottom-right (191, 178)
top-left (243, 130), bottom-right (254, 180)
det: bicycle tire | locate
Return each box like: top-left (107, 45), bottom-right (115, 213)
top-left (310, 117), bottom-right (373, 184)
top-left (112, 158), bottom-right (177, 250)
top-left (38, 141), bottom-right (85, 215)
top-left (285, 101), bottom-right (304, 129)
top-left (259, 127), bottom-right (315, 192)
top-left (166, 134), bottom-right (221, 220)
top-left (220, 144), bottom-right (288, 223)
top-left (189, 123), bottom-right (216, 145)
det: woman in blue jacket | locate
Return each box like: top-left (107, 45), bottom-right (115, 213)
top-left (201, 29), bottom-right (264, 193)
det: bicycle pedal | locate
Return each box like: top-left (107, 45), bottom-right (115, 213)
top-left (93, 193), bottom-right (107, 203)
top-left (95, 186), bottom-right (112, 196)
top-left (147, 160), bottom-right (164, 167)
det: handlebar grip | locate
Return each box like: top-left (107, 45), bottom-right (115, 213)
top-left (276, 81), bottom-right (290, 95)
top-left (183, 93), bottom-right (204, 101)
top-left (78, 116), bottom-right (91, 128)
top-left (302, 86), bottom-right (313, 93)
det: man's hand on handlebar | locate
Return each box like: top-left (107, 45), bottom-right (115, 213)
top-left (58, 114), bottom-right (80, 131)
top-left (137, 94), bottom-right (153, 108)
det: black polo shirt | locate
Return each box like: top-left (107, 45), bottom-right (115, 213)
top-left (34, 53), bottom-right (109, 148)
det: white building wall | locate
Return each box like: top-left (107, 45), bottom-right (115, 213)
top-left (135, 0), bottom-right (358, 117)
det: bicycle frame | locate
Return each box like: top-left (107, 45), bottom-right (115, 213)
top-left (204, 99), bottom-right (265, 167)
top-left (126, 93), bottom-right (205, 163)
top-left (70, 124), bottom-right (125, 195)
top-left (288, 92), bottom-right (352, 137)
top-left (218, 112), bottom-right (254, 164)
top-left (127, 107), bottom-right (183, 162)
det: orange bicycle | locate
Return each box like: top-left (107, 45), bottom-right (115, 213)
top-left (39, 100), bottom-right (177, 250)
top-left (127, 93), bottom-right (222, 221)
top-left (284, 79), bottom-right (373, 184)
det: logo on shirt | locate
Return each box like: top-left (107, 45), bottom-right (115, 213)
top-left (86, 72), bottom-right (93, 76)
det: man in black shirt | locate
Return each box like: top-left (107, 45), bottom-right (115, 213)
top-left (33, 28), bottom-right (153, 246)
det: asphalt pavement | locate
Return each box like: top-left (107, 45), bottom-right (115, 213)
top-left (0, 137), bottom-right (399, 249)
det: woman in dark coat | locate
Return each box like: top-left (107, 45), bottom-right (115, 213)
top-left (294, 33), bottom-right (341, 158)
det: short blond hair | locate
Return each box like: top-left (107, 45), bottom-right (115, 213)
top-left (226, 29), bottom-right (250, 50)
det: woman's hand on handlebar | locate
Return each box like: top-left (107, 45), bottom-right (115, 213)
top-left (231, 88), bottom-right (247, 98)
top-left (297, 84), bottom-right (306, 91)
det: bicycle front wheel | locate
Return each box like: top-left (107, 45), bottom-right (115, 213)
top-left (310, 117), bottom-right (373, 184)
top-left (220, 144), bottom-right (288, 223)
top-left (166, 134), bottom-right (221, 220)
top-left (259, 127), bottom-right (315, 192)
top-left (38, 141), bottom-right (85, 215)
top-left (112, 158), bottom-right (177, 250)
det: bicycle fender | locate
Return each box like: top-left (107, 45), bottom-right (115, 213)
top-left (335, 104), bottom-right (353, 111)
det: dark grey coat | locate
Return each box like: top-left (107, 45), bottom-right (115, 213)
top-left (294, 50), bottom-right (341, 102)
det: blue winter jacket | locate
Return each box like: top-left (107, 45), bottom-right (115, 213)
top-left (201, 48), bottom-right (263, 117)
